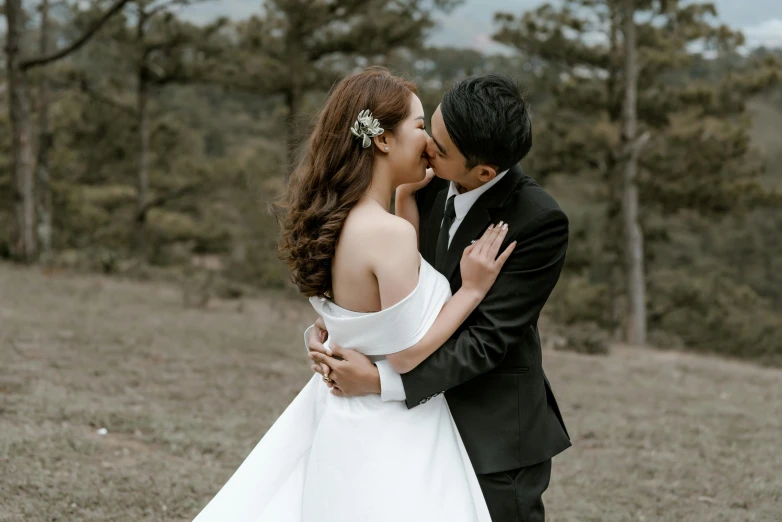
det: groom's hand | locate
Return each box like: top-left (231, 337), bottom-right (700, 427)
top-left (310, 345), bottom-right (381, 397)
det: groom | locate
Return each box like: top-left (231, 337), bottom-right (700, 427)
top-left (307, 74), bottom-right (570, 521)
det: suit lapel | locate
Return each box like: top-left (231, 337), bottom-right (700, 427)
top-left (440, 165), bottom-right (524, 282)
top-left (423, 189), bottom-right (447, 266)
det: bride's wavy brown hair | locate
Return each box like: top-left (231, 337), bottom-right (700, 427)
top-left (277, 67), bottom-right (417, 298)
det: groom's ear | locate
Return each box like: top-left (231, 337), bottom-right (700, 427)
top-left (474, 165), bottom-right (498, 184)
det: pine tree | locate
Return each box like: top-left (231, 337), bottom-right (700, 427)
top-left (219, 0), bottom-right (459, 171)
top-left (72, 1), bottom-right (227, 259)
top-left (4, 0), bottom-right (131, 262)
top-left (494, 0), bottom-right (781, 344)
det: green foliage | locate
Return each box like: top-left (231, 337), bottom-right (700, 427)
top-left (648, 270), bottom-right (782, 365)
top-left (641, 111), bottom-right (765, 215)
top-left (548, 273), bottom-right (610, 327)
top-left (223, 0), bottom-right (460, 91)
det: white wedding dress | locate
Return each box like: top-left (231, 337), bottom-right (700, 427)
top-left (194, 256), bottom-right (491, 522)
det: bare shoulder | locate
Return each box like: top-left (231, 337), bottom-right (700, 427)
top-left (368, 212), bottom-right (418, 256)
top-left (374, 212), bottom-right (417, 241)
top-left (344, 205), bottom-right (417, 252)
top-left (366, 213), bottom-right (420, 308)
top-left (344, 205), bottom-right (418, 267)
top-left (340, 204), bottom-right (420, 309)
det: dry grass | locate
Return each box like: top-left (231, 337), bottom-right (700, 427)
top-left (1, 262), bottom-right (780, 521)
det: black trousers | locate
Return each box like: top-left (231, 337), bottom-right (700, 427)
top-left (476, 459), bottom-right (552, 522)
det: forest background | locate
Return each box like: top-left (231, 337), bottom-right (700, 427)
top-left (2, 0), bottom-right (782, 363)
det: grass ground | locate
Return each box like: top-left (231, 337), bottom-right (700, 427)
top-left (1, 262), bottom-right (780, 521)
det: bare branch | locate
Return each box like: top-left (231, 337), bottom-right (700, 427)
top-left (80, 79), bottom-right (137, 117)
top-left (147, 0), bottom-right (187, 18)
top-left (146, 0), bottom-right (211, 18)
top-left (142, 32), bottom-right (188, 58)
top-left (21, 0), bottom-right (132, 71)
top-left (631, 131), bottom-right (652, 161)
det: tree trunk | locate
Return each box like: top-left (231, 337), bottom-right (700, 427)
top-left (605, 1), bottom-right (623, 339)
top-left (621, 0), bottom-right (647, 346)
top-left (6, 0), bottom-right (37, 262)
top-left (135, 67), bottom-right (151, 260)
top-left (605, 155), bottom-right (624, 340)
top-left (285, 83), bottom-right (303, 173)
top-left (36, 0), bottom-right (53, 255)
top-left (284, 18), bottom-right (304, 174)
top-left (135, 8), bottom-right (150, 260)
top-left (5, 0), bottom-right (130, 261)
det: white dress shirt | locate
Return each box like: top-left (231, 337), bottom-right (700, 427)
top-left (445, 170), bottom-right (509, 248)
top-left (305, 170), bottom-right (509, 402)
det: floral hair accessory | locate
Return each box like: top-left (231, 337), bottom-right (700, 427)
top-left (350, 110), bottom-right (384, 148)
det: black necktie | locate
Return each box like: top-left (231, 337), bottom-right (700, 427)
top-left (435, 195), bottom-right (456, 271)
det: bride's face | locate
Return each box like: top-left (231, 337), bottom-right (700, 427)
top-left (383, 94), bottom-right (430, 186)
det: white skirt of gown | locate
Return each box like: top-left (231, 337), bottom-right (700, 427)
top-left (193, 257), bottom-right (492, 522)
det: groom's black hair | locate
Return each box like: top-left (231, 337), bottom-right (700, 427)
top-left (440, 74), bottom-right (531, 173)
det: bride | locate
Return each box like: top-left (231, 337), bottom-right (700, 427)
top-left (193, 67), bottom-right (515, 522)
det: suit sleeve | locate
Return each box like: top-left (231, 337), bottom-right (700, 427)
top-left (400, 207), bottom-right (569, 409)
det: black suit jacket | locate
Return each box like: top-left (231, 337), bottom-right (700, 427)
top-left (400, 164), bottom-right (571, 475)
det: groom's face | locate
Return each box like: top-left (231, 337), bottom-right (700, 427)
top-left (426, 105), bottom-right (497, 192)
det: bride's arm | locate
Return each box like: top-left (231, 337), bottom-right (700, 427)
top-left (394, 187), bottom-right (420, 240)
top-left (386, 285), bottom-right (482, 374)
top-left (394, 168), bottom-right (435, 244)
top-left (383, 225), bottom-right (515, 375)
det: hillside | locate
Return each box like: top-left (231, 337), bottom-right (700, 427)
top-left (1, 263), bottom-right (780, 521)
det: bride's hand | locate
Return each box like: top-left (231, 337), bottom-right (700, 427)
top-left (459, 222), bottom-right (516, 297)
top-left (399, 167), bottom-right (435, 195)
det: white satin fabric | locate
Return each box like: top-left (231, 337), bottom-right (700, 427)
top-left (193, 257), bottom-right (491, 522)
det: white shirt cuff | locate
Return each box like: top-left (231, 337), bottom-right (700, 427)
top-left (303, 324), bottom-right (315, 353)
top-left (376, 360), bottom-right (407, 402)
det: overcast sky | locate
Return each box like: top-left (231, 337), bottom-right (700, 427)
top-left (180, 1), bottom-right (782, 52)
